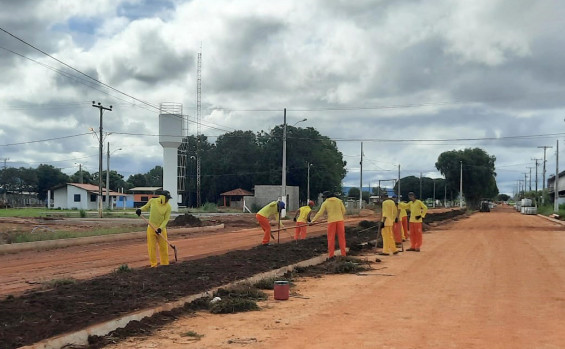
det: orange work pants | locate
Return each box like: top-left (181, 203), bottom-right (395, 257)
top-left (409, 222), bottom-right (423, 249)
top-left (393, 222), bottom-right (403, 243)
top-left (327, 221), bottom-right (346, 257)
top-left (401, 216), bottom-right (409, 240)
top-left (256, 214), bottom-right (272, 244)
top-left (294, 222), bottom-right (308, 240)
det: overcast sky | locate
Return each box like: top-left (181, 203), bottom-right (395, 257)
top-left (1, 0), bottom-right (565, 196)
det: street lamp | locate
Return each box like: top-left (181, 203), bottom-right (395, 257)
top-left (282, 109), bottom-right (307, 215)
top-left (307, 162), bottom-right (313, 202)
top-left (106, 143), bottom-right (122, 209)
top-left (292, 118), bottom-right (307, 127)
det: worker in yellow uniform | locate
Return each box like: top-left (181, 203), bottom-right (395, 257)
top-left (406, 192), bottom-right (428, 252)
top-left (293, 200), bottom-right (315, 240)
top-left (256, 200), bottom-right (285, 245)
top-left (379, 192), bottom-right (398, 256)
top-left (136, 190), bottom-right (172, 267)
top-left (396, 196), bottom-right (409, 241)
top-left (311, 191), bottom-right (347, 258)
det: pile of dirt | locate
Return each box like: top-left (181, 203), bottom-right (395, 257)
top-left (423, 208), bottom-right (466, 223)
top-left (169, 213), bottom-right (203, 227)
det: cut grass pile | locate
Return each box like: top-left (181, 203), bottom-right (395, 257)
top-left (210, 284), bottom-right (267, 314)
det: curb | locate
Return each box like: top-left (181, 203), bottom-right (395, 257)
top-left (0, 224), bottom-right (224, 255)
top-left (536, 214), bottom-right (565, 226)
top-left (22, 250), bottom-right (345, 349)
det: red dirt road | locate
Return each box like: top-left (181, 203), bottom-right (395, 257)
top-left (105, 206), bottom-right (565, 349)
top-left (0, 216), bottom-right (368, 297)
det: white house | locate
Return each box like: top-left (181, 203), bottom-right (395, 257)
top-left (52, 183), bottom-right (125, 210)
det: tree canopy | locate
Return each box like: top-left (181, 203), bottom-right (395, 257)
top-left (180, 126), bottom-right (347, 206)
top-left (435, 148), bottom-right (498, 208)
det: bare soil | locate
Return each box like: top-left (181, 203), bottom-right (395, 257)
top-left (99, 205), bottom-right (565, 349)
top-left (0, 208), bottom-right (463, 349)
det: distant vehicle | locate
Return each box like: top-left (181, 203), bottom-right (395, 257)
top-left (479, 199), bottom-right (491, 212)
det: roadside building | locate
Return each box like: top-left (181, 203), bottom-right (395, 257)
top-left (52, 183), bottom-right (125, 210)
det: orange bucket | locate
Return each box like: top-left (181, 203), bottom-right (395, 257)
top-left (273, 281), bottom-right (289, 300)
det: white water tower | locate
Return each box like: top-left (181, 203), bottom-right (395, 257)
top-left (159, 103), bottom-right (183, 211)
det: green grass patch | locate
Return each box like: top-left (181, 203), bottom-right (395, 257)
top-left (0, 207), bottom-right (138, 218)
top-left (42, 278), bottom-right (77, 289)
top-left (209, 284), bottom-right (266, 314)
top-left (114, 264), bottom-right (133, 273)
top-left (180, 330), bottom-right (204, 339)
top-left (253, 275), bottom-right (294, 290)
top-left (3, 226), bottom-right (140, 244)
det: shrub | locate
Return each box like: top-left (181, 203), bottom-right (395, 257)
top-left (114, 264), bottom-right (133, 273)
top-left (79, 209), bottom-right (87, 218)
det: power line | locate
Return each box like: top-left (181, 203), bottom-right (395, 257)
top-left (0, 26), bottom-right (161, 111)
top-left (0, 133), bottom-right (91, 147)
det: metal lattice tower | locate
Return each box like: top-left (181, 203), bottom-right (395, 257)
top-left (196, 50), bottom-right (202, 207)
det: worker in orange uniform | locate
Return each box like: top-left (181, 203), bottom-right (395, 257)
top-left (136, 190), bottom-right (172, 267)
top-left (293, 200), bottom-right (315, 240)
top-left (379, 192), bottom-right (398, 256)
top-left (311, 191), bottom-right (347, 258)
top-left (256, 200), bottom-right (285, 245)
top-left (406, 192), bottom-right (428, 252)
top-left (396, 195), bottom-right (409, 241)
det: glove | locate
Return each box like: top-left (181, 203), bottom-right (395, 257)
top-left (395, 218), bottom-right (399, 223)
top-left (415, 215), bottom-right (422, 220)
top-left (307, 217), bottom-right (311, 223)
top-left (156, 228), bottom-right (162, 235)
top-left (135, 209), bottom-right (141, 216)
top-left (293, 217), bottom-right (297, 222)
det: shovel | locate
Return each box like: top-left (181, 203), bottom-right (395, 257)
top-left (139, 214), bottom-right (178, 262)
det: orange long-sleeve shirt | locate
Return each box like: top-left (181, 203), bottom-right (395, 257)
top-left (312, 197), bottom-right (346, 223)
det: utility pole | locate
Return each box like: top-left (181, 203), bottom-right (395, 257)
top-left (523, 172), bottom-right (528, 194)
top-left (281, 108), bottom-right (287, 217)
top-left (532, 158), bottom-right (541, 193)
top-left (196, 49), bottom-right (202, 207)
top-left (419, 172), bottom-right (422, 199)
top-left (397, 164), bottom-right (401, 201)
top-left (538, 146), bottom-right (553, 204)
top-left (526, 166), bottom-right (534, 191)
top-left (432, 179), bottom-right (436, 208)
top-left (92, 101), bottom-right (112, 218)
top-left (555, 140), bottom-right (559, 213)
top-left (307, 162), bottom-right (312, 202)
top-left (106, 142), bottom-right (110, 209)
top-left (79, 164), bottom-right (83, 184)
top-left (359, 142), bottom-right (363, 209)
top-left (460, 161), bottom-right (463, 208)
top-left (1, 158), bottom-right (8, 169)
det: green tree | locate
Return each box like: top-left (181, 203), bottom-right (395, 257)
top-left (36, 164), bottom-right (69, 200)
top-left (348, 187), bottom-right (360, 198)
top-left (145, 166), bottom-right (163, 186)
top-left (69, 170), bottom-right (94, 184)
top-left (127, 173), bottom-right (147, 187)
top-left (497, 193), bottom-right (510, 201)
top-left (435, 148), bottom-right (499, 209)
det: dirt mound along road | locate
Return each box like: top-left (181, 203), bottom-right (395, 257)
top-left (0, 223), bottom-right (378, 349)
top-left (169, 213), bottom-right (203, 227)
top-left (101, 206), bottom-right (565, 349)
